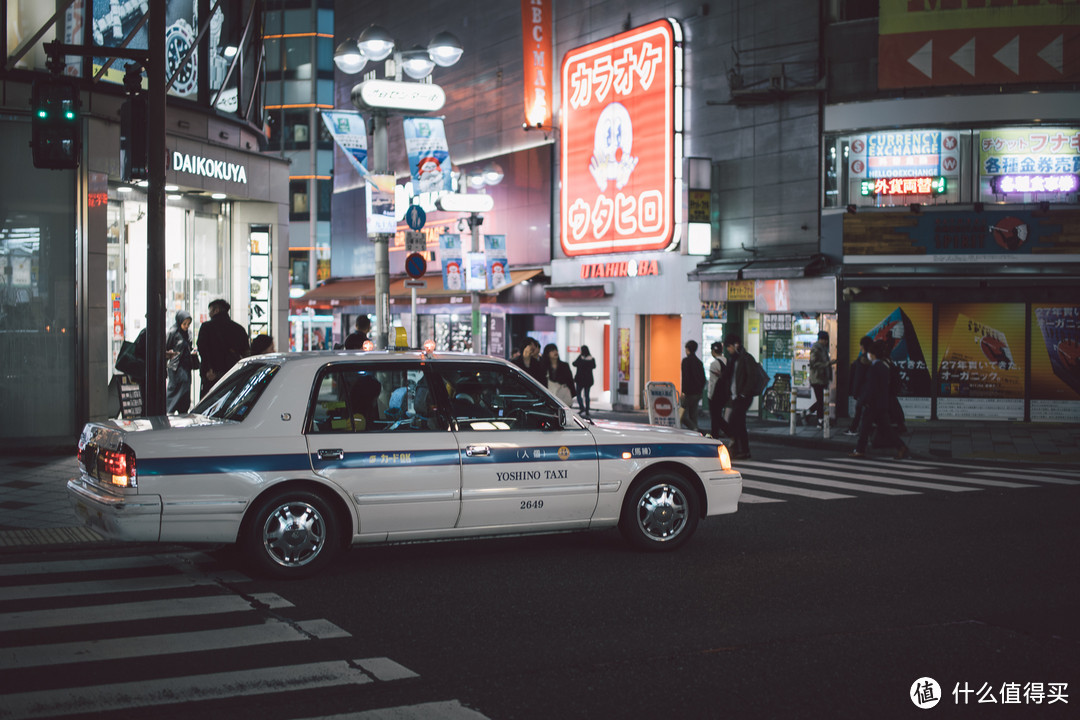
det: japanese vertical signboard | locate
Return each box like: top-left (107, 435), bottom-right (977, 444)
top-left (560, 19), bottom-right (682, 256)
top-left (402, 117), bottom-right (453, 194)
top-left (879, 0), bottom-right (1080, 90)
top-left (520, 0), bottom-right (552, 129)
top-left (936, 303), bottom-right (1026, 421)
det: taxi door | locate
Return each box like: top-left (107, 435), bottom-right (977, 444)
top-left (305, 362), bottom-right (461, 538)
top-left (432, 362), bottom-right (599, 530)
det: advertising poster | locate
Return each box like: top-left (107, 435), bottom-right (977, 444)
top-left (321, 111), bottom-right (369, 181)
top-left (617, 328), bottom-right (631, 395)
top-left (439, 234), bottom-right (463, 291)
top-left (936, 303), bottom-right (1025, 421)
top-left (761, 314), bottom-right (794, 422)
top-left (402, 117), bottom-right (453, 194)
top-left (560, 19), bottom-right (679, 256)
top-left (464, 252), bottom-right (487, 292)
top-left (846, 130), bottom-right (960, 180)
top-left (979, 127), bottom-right (1080, 177)
top-left (1031, 304), bottom-right (1080, 422)
top-left (850, 302), bottom-right (933, 418)
top-left (365, 175), bottom-right (397, 238)
top-left (484, 235), bottom-right (508, 289)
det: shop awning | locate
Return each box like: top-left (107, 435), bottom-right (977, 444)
top-left (545, 283), bottom-right (613, 300)
top-left (688, 254), bottom-right (827, 281)
top-left (295, 278), bottom-right (376, 306)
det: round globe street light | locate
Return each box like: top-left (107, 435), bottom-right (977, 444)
top-left (428, 31), bottom-right (463, 67)
top-left (482, 162), bottom-right (504, 186)
top-left (333, 39), bottom-right (366, 74)
top-left (357, 24), bottom-right (395, 62)
top-left (400, 45), bottom-right (436, 80)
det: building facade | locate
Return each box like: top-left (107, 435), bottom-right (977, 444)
top-left (1, 0), bottom-right (289, 445)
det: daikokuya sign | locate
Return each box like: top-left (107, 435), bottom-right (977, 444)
top-left (560, 19), bottom-right (682, 256)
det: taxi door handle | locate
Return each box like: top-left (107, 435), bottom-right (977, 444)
top-left (465, 445), bottom-right (490, 457)
top-left (318, 449), bottom-right (344, 460)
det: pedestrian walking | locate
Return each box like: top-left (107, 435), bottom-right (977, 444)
top-left (197, 299), bottom-right (250, 397)
top-left (806, 330), bottom-right (836, 427)
top-left (850, 340), bottom-right (909, 460)
top-left (844, 335), bottom-right (873, 436)
top-left (543, 343), bottom-right (576, 406)
top-left (572, 345), bottom-right (596, 417)
top-left (680, 340), bottom-right (706, 432)
top-left (708, 341), bottom-right (732, 440)
top-left (723, 333), bottom-right (756, 460)
top-left (165, 310), bottom-right (199, 413)
top-left (513, 336), bottom-right (548, 386)
top-left (343, 315), bottom-right (372, 349)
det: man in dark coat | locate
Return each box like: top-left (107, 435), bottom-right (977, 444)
top-left (723, 334), bottom-right (757, 460)
top-left (844, 335), bottom-right (873, 436)
top-left (165, 309), bottom-right (198, 413)
top-left (680, 340), bottom-right (706, 432)
top-left (512, 337), bottom-right (548, 385)
top-left (197, 299), bottom-right (250, 397)
top-left (850, 340), bottom-right (908, 460)
top-left (343, 315), bottom-right (372, 349)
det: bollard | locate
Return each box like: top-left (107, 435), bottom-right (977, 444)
top-left (789, 385), bottom-right (798, 435)
top-left (824, 386), bottom-right (831, 439)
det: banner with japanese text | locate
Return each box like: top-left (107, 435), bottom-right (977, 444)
top-left (1031, 304), bottom-right (1080, 422)
top-left (560, 19), bottom-right (680, 256)
top-left (484, 235), bottom-right (508, 289)
top-left (936, 303), bottom-right (1026, 421)
top-left (520, 0), bottom-right (552, 128)
top-left (439, 234), bottom-right (463, 291)
top-left (402, 117), bottom-right (453, 194)
top-left (850, 302), bottom-right (934, 419)
top-left (321, 111), bottom-right (370, 181)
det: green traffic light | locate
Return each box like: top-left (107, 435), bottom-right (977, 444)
top-left (37, 109), bottom-right (49, 119)
top-left (64, 110), bottom-right (75, 120)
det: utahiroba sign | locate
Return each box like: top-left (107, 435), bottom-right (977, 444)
top-left (560, 18), bottom-right (683, 257)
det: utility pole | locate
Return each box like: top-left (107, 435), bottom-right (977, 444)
top-left (144, 0), bottom-right (167, 415)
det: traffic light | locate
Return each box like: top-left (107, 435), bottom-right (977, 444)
top-left (30, 79), bottom-right (82, 169)
top-left (120, 94), bottom-right (150, 181)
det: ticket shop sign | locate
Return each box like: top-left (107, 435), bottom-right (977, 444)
top-left (561, 19), bottom-right (682, 256)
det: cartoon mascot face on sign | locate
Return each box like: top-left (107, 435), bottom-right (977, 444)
top-left (589, 102), bottom-right (638, 191)
top-left (417, 156), bottom-right (445, 194)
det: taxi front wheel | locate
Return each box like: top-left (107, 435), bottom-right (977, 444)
top-left (619, 473), bottom-right (700, 551)
top-left (243, 490), bottom-right (339, 579)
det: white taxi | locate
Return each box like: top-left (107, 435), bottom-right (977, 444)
top-left (69, 350), bottom-right (742, 578)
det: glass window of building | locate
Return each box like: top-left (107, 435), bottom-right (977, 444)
top-left (290, 180), bottom-right (310, 219)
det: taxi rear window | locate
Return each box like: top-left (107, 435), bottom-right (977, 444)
top-left (193, 363), bottom-right (279, 421)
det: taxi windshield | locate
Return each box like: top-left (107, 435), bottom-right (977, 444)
top-left (193, 362), bottom-right (279, 421)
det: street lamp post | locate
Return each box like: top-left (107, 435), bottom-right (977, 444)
top-left (336, 26), bottom-right (463, 349)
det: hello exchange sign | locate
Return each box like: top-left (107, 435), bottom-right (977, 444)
top-left (560, 19), bottom-right (682, 257)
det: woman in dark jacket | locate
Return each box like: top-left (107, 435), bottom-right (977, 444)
top-left (165, 310), bottom-right (198, 413)
top-left (572, 345), bottom-right (596, 417)
top-left (543, 343), bottom-right (576, 406)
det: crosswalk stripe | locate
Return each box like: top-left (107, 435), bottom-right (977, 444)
top-left (295, 699), bottom-right (491, 720)
top-left (0, 592), bottom-right (293, 633)
top-left (0, 573), bottom-right (240, 603)
top-left (968, 470), bottom-right (1080, 486)
top-left (738, 493), bottom-right (785, 504)
top-left (777, 459), bottom-right (980, 492)
top-left (739, 462), bottom-right (918, 496)
top-left (0, 552), bottom-right (212, 578)
top-left (740, 479), bottom-right (854, 500)
top-left (0, 659), bottom-right (387, 719)
top-left (1, 618), bottom-right (350, 670)
top-left (834, 459), bottom-right (1035, 488)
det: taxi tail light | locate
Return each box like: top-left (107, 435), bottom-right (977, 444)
top-left (100, 445), bottom-right (138, 488)
top-left (718, 444), bottom-right (732, 471)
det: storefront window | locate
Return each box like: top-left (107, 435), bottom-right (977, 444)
top-left (1, 119), bottom-right (77, 439)
top-left (977, 127), bottom-right (1080, 205)
top-left (825, 129), bottom-right (965, 208)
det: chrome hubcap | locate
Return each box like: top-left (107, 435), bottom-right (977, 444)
top-left (263, 501), bottom-right (325, 567)
top-left (636, 483), bottom-right (687, 541)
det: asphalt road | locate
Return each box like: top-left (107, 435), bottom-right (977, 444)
top-left (3, 440), bottom-right (1078, 719)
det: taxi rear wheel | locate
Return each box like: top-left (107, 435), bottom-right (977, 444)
top-left (619, 473), bottom-right (700, 551)
top-left (243, 490), bottom-right (339, 579)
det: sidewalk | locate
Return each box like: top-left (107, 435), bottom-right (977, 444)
top-left (2, 415), bottom-right (1079, 551)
